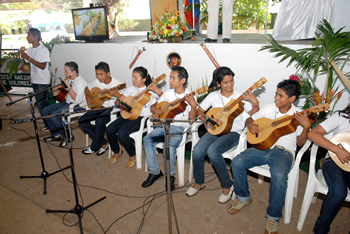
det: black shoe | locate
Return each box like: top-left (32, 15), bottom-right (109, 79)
top-left (142, 171), bottom-right (164, 188)
top-left (223, 38), bottom-right (231, 43)
top-left (165, 175), bottom-right (176, 191)
top-left (204, 38), bottom-right (217, 43)
top-left (59, 135), bottom-right (74, 147)
top-left (44, 135), bottom-right (62, 142)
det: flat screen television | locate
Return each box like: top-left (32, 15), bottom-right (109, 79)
top-left (72, 5), bottom-right (109, 42)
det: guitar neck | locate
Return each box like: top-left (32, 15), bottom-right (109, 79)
top-left (274, 109), bottom-right (310, 125)
top-left (225, 86), bottom-right (254, 110)
top-left (170, 91), bottom-right (195, 106)
top-left (201, 45), bottom-right (220, 69)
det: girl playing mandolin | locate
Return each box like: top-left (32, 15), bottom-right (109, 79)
top-left (106, 66), bottom-right (162, 168)
top-left (186, 66), bottom-right (259, 203)
top-left (308, 104), bottom-right (350, 234)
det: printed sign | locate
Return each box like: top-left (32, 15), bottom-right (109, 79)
top-left (0, 73), bottom-right (31, 87)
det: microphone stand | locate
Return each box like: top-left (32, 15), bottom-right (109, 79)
top-left (149, 117), bottom-right (207, 234)
top-left (46, 109), bottom-right (106, 234)
top-left (7, 88), bottom-right (70, 195)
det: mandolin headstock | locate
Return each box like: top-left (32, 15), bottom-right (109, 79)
top-left (196, 86), bottom-right (209, 94)
top-left (153, 73), bottom-right (166, 85)
top-left (251, 77), bottom-right (267, 89)
top-left (309, 103), bottom-right (330, 113)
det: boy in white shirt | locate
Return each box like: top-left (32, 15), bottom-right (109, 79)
top-left (78, 62), bottom-right (123, 156)
top-left (141, 66), bottom-right (197, 191)
top-left (229, 79), bottom-right (311, 234)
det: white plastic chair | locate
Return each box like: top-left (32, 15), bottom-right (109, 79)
top-left (66, 103), bottom-right (89, 140)
top-left (297, 133), bottom-right (350, 231)
top-left (188, 125), bottom-right (248, 183)
top-left (107, 114), bottom-right (151, 168)
top-left (145, 119), bottom-right (192, 187)
top-left (248, 139), bottom-right (312, 224)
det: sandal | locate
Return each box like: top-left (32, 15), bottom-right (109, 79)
top-left (109, 151), bottom-right (123, 165)
top-left (126, 159), bottom-right (136, 168)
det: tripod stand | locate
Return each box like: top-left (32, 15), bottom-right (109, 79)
top-left (150, 117), bottom-right (206, 234)
top-left (7, 89), bottom-right (70, 194)
top-left (46, 110), bottom-right (106, 234)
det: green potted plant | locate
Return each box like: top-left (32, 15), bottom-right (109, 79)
top-left (260, 19), bottom-right (350, 126)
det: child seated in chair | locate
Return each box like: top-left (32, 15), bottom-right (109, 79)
top-left (141, 66), bottom-right (197, 191)
top-left (106, 66), bottom-right (162, 168)
top-left (308, 104), bottom-right (350, 234)
top-left (229, 79), bottom-right (311, 234)
top-left (186, 66), bottom-right (259, 203)
top-left (78, 62), bottom-right (123, 156)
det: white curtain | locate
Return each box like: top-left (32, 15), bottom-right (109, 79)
top-left (272, 0), bottom-right (349, 41)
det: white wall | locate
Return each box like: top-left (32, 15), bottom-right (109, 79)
top-left (50, 42), bottom-right (349, 111)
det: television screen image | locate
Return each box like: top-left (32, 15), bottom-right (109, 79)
top-left (72, 6), bottom-right (109, 42)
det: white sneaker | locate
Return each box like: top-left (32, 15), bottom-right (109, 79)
top-left (96, 144), bottom-right (109, 156)
top-left (218, 185), bottom-right (234, 204)
top-left (82, 146), bottom-right (94, 155)
top-left (186, 184), bottom-right (205, 197)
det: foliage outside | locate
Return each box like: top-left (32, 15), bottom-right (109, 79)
top-left (260, 19), bottom-right (350, 126)
top-left (185, 0), bottom-right (270, 30)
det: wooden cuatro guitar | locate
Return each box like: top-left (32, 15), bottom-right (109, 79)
top-left (247, 103), bottom-right (330, 150)
top-left (88, 83), bottom-right (126, 109)
top-left (55, 75), bottom-right (72, 103)
top-left (205, 78), bottom-right (267, 136)
top-left (154, 86), bottom-right (209, 122)
top-left (121, 74), bottom-right (166, 120)
top-left (328, 132), bottom-right (350, 172)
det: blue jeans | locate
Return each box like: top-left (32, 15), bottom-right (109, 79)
top-left (32, 83), bottom-right (50, 117)
top-left (192, 131), bottom-right (239, 188)
top-left (78, 108), bottom-right (112, 151)
top-left (43, 101), bottom-right (84, 139)
top-left (231, 147), bottom-right (293, 221)
top-left (143, 125), bottom-right (185, 176)
top-left (106, 116), bottom-right (144, 157)
top-left (313, 158), bottom-right (350, 234)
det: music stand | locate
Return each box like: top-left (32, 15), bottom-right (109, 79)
top-left (7, 88), bottom-right (70, 194)
top-left (46, 110), bottom-right (106, 234)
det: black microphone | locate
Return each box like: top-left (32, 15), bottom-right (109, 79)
top-left (61, 78), bottom-right (69, 91)
top-left (14, 118), bottom-right (32, 124)
top-left (6, 101), bottom-right (16, 106)
top-left (150, 118), bottom-right (162, 123)
top-left (120, 101), bottom-right (132, 112)
top-left (202, 115), bottom-right (217, 126)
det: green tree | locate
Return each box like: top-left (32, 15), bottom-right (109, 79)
top-left (186, 0), bottom-right (270, 30)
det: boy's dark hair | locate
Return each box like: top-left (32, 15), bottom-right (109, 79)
top-left (277, 79), bottom-right (301, 101)
top-left (95, 62), bottom-right (110, 73)
top-left (133, 66), bottom-right (152, 86)
top-left (29, 28), bottom-right (42, 41)
top-left (65, 61), bottom-right (79, 74)
top-left (209, 66), bottom-right (235, 89)
top-left (336, 104), bottom-right (350, 119)
top-left (171, 66), bottom-right (189, 85)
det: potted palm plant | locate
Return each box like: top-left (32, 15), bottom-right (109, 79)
top-left (260, 19), bottom-right (350, 126)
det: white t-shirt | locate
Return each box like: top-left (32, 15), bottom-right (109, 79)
top-left (251, 103), bottom-right (303, 157)
top-left (87, 76), bottom-right (123, 107)
top-left (25, 44), bottom-right (51, 84)
top-left (320, 111), bottom-right (350, 159)
top-left (66, 75), bottom-right (87, 106)
top-left (200, 89), bottom-right (252, 134)
top-left (157, 88), bottom-right (196, 127)
top-left (123, 85), bottom-right (159, 117)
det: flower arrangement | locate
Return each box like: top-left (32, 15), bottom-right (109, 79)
top-left (289, 74), bottom-right (344, 127)
top-left (149, 4), bottom-right (192, 43)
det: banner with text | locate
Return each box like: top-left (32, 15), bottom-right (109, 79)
top-left (0, 73), bottom-right (31, 87)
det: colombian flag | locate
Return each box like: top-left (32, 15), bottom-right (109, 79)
top-left (184, 0), bottom-right (200, 28)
